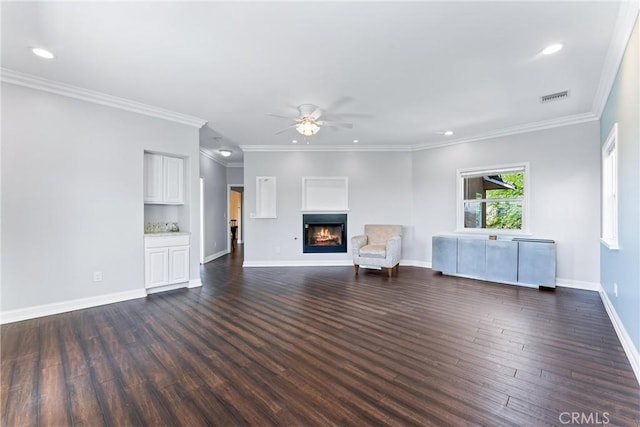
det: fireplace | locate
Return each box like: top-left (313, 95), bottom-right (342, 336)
top-left (303, 214), bottom-right (347, 253)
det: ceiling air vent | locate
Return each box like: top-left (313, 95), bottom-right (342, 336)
top-left (541, 90), bottom-right (569, 103)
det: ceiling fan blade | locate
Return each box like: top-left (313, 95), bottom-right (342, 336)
top-left (323, 112), bottom-right (374, 119)
top-left (324, 96), bottom-right (353, 113)
top-left (309, 106), bottom-right (323, 120)
top-left (268, 113), bottom-right (298, 120)
top-left (317, 120), bottom-right (353, 129)
top-left (274, 124), bottom-right (298, 135)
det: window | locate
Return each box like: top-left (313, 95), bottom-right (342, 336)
top-left (601, 123), bottom-right (618, 249)
top-left (457, 163), bottom-right (529, 233)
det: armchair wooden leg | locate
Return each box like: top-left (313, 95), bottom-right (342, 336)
top-left (387, 268), bottom-right (393, 278)
top-left (354, 264), bottom-right (359, 275)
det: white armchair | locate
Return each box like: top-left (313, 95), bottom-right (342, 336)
top-left (351, 224), bottom-right (403, 277)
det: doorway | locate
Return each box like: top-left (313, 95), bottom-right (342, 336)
top-left (228, 185), bottom-right (244, 252)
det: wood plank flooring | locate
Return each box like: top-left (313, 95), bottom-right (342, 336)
top-left (2, 246), bottom-right (639, 426)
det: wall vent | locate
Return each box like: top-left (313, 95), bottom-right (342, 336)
top-left (541, 90), bottom-right (569, 103)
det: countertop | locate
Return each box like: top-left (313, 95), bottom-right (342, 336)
top-left (144, 232), bottom-right (191, 237)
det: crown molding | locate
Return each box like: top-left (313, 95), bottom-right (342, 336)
top-left (592, 0), bottom-right (640, 118)
top-left (226, 162), bottom-right (244, 168)
top-left (1, 68), bottom-right (208, 128)
top-left (412, 112), bottom-right (599, 152)
top-left (199, 149), bottom-right (228, 166)
top-left (240, 144), bottom-right (412, 152)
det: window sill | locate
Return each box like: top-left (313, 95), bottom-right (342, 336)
top-left (600, 238), bottom-right (619, 250)
top-left (454, 228), bottom-right (532, 237)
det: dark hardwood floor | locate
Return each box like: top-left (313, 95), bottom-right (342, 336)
top-left (2, 246), bottom-right (639, 426)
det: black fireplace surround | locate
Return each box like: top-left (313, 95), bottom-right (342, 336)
top-left (303, 214), bottom-right (347, 253)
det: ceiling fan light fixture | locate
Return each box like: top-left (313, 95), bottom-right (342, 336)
top-left (219, 149), bottom-right (232, 157)
top-left (296, 118), bottom-right (320, 136)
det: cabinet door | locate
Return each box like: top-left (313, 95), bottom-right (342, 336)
top-left (145, 247), bottom-right (168, 288)
top-left (168, 246), bottom-right (189, 284)
top-left (485, 240), bottom-right (518, 283)
top-left (432, 236), bottom-right (457, 274)
top-left (163, 156), bottom-right (184, 204)
top-left (144, 153), bottom-right (164, 203)
top-left (518, 242), bottom-right (556, 287)
top-left (457, 239), bottom-right (486, 277)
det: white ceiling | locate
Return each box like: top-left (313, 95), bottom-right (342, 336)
top-left (1, 1), bottom-right (626, 164)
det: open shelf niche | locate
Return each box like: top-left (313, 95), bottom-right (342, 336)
top-left (301, 176), bottom-right (349, 212)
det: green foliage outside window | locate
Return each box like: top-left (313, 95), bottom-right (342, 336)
top-left (485, 173), bottom-right (524, 229)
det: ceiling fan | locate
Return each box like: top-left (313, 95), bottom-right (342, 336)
top-left (269, 103), bottom-right (354, 136)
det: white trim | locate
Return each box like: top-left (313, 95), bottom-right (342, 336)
top-left (555, 278), bottom-right (601, 292)
top-left (456, 162), bottom-right (530, 234)
top-left (400, 259), bottom-right (432, 269)
top-left (599, 284), bottom-right (640, 384)
top-left (188, 279), bottom-right (203, 288)
top-left (203, 249), bottom-right (229, 264)
top-left (592, 1), bottom-right (640, 118)
top-left (415, 113), bottom-right (599, 151)
top-left (301, 176), bottom-right (349, 212)
top-left (243, 260), bottom-right (353, 267)
top-left (1, 68), bottom-right (207, 128)
top-left (146, 282), bottom-right (189, 294)
top-left (226, 162), bottom-right (244, 168)
top-left (601, 123), bottom-right (619, 249)
top-left (240, 144), bottom-right (413, 152)
top-left (200, 149), bottom-right (228, 166)
top-left (600, 238), bottom-right (620, 251)
top-left (0, 289), bottom-right (147, 324)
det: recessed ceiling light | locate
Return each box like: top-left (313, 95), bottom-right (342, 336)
top-left (292, 140), bottom-right (298, 144)
top-left (353, 139), bottom-right (359, 143)
top-left (542, 43), bottom-right (563, 55)
top-left (444, 131), bottom-right (454, 136)
top-left (31, 47), bottom-right (55, 59)
top-left (218, 149), bottom-right (232, 157)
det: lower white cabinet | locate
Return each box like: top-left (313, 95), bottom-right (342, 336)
top-left (144, 234), bottom-right (190, 289)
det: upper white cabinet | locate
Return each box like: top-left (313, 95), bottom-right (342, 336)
top-left (144, 153), bottom-right (164, 203)
top-left (163, 155), bottom-right (184, 203)
top-left (144, 152), bottom-right (185, 205)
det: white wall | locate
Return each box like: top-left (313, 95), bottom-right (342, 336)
top-left (411, 121), bottom-right (601, 285)
top-left (200, 153), bottom-right (229, 258)
top-left (1, 83), bottom-right (201, 314)
top-left (243, 150), bottom-right (414, 264)
top-left (226, 166), bottom-right (244, 185)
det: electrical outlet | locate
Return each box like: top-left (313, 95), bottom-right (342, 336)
top-left (613, 283), bottom-right (618, 297)
top-left (275, 246), bottom-right (281, 253)
top-left (93, 271), bottom-right (103, 282)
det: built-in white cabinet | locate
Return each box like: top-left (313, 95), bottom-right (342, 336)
top-left (144, 152), bottom-right (184, 205)
top-left (144, 233), bottom-right (190, 289)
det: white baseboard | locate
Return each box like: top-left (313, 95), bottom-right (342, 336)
top-left (598, 285), bottom-right (640, 384)
top-left (243, 260), bottom-right (353, 267)
top-left (555, 278), bottom-right (600, 291)
top-left (203, 249), bottom-right (229, 264)
top-left (0, 288), bottom-right (147, 324)
top-left (146, 282), bottom-right (188, 294)
top-left (188, 279), bottom-right (202, 288)
top-left (401, 259), bottom-right (432, 269)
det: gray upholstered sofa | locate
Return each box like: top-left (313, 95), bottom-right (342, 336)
top-left (351, 224), bottom-right (403, 277)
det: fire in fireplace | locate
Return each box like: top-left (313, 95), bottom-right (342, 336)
top-left (303, 214), bottom-right (347, 253)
